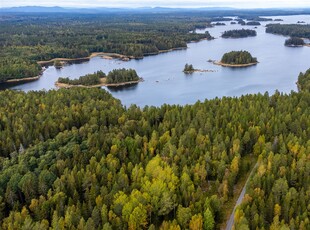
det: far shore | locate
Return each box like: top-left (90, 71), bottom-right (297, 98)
top-left (37, 36), bottom-right (214, 66)
top-left (55, 78), bottom-right (144, 89)
top-left (213, 61), bottom-right (258, 68)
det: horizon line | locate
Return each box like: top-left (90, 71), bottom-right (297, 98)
top-left (1, 5), bottom-right (310, 9)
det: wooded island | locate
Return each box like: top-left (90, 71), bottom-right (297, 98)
top-left (215, 50), bottom-right (258, 67)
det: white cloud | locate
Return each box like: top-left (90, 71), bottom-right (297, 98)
top-left (1, 0), bottom-right (309, 8)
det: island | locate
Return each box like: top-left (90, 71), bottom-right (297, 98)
top-left (56, 69), bottom-right (143, 88)
top-left (274, 19), bottom-right (283, 21)
top-left (183, 64), bottom-right (195, 73)
top-left (183, 63), bottom-right (216, 74)
top-left (212, 22), bottom-right (226, 26)
top-left (230, 21), bottom-right (237, 25)
top-left (236, 19), bottom-right (246, 25)
top-left (214, 50), bottom-right (258, 67)
top-left (246, 21), bottom-right (261, 26)
top-left (285, 37), bottom-right (305, 47)
top-left (222, 29), bottom-right (257, 38)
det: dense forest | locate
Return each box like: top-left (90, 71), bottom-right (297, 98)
top-left (0, 69), bottom-right (309, 229)
top-left (58, 71), bottom-right (106, 86)
top-left (284, 37), bottom-right (305, 47)
top-left (221, 29), bottom-right (257, 38)
top-left (234, 69), bottom-right (310, 229)
top-left (0, 13), bottom-right (214, 83)
top-left (106, 69), bottom-right (140, 84)
top-left (266, 24), bottom-right (310, 39)
top-left (221, 51), bottom-right (258, 65)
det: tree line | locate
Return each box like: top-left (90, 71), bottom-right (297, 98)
top-left (58, 71), bottom-right (106, 86)
top-left (266, 24), bottom-right (310, 39)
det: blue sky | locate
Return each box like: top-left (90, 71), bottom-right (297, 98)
top-left (1, 0), bottom-right (309, 8)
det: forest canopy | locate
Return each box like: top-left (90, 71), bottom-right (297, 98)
top-left (266, 24), bottom-right (310, 39)
top-left (221, 51), bottom-right (258, 65)
top-left (58, 71), bottom-right (106, 86)
top-left (284, 37), bottom-right (305, 47)
top-left (222, 29), bottom-right (257, 38)
top-left (0, 69), bottom-right (309, 229)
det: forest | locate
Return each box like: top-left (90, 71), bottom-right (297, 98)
top-left (266, 24), bottom-right (310, 39)
top-left (0, 13), bottom-right (214, 83)
top-left (284, 37), bottom-right (305, 47)
top-left (0, 69), bottom-right (308, 229)
top-left (221, 29), bottom-right (257, 38)
top-left (58, 71), bottom-right (106, 86)
top-left (221, 51), bottom-right (257, 65)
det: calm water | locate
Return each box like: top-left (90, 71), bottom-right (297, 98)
top-left (6, 15), bottom-right (310, 107)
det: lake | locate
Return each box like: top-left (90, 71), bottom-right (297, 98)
top-left (4, 15), bottom-right (310, 107)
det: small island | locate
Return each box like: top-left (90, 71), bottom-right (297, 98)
top-left (183, 63), bottom-right (216, 74)
top-left (56, 69), bottom-right (143, 88)
top-left (214, 50), bottom-right (258, 67)
top-left (285, 37), bottom-right (305, 47)
top-left (183, 64), bottom-right (195, 73)
top-left (222, 29), bottom-right (257, 38)
top-left (274, 19), bottom-right (283, 22)
top-left (212, 22), bottom-right (226, 26)
top-left (246, 21), bottom-right (261, 26)
top-left (236, 19), bottom-right (246, 25)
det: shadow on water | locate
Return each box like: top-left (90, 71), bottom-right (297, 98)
top-left (0, 79), bottom-right (38, 90)
top-left (106, 83), bottom-right (139, 92)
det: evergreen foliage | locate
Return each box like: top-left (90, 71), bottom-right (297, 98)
top-left (0, 69), bottom-right (309, 229)
top-left (0, 13), bottom-right (214, 82)
top-left (222, 29), bottom-right (257, 38)
top-left (221, 51), bottom-right (257, 65)
top-left (284, 37), bottom-right (305, 46)
top-left (266, 24), bottom-right (310, 39)
top-left (106, 69), bottom-right (140, 84)
top-left (58, 71), bottom-right (106, 86)
top-left (183, 64), bottom-right (195, 73)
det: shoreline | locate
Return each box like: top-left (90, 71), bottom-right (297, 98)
top-left (213, 61), bottom-right (258, 68)
top-left (37, 37), bottom-right (213, 66)
top-left (4, 76), bottom-right (40, 84)
top-left (3, 36), bottom-right (212, 85)
top-left (55, 78), bottom-right (144, 89)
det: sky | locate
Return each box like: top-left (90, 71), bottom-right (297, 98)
top-left (0, 0), bottom-right (309, 8)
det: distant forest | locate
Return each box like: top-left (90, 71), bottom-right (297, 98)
top-left (0, 13), bottom-right (215, 83)
top-left (266, 24), bottom-right (310, 39)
